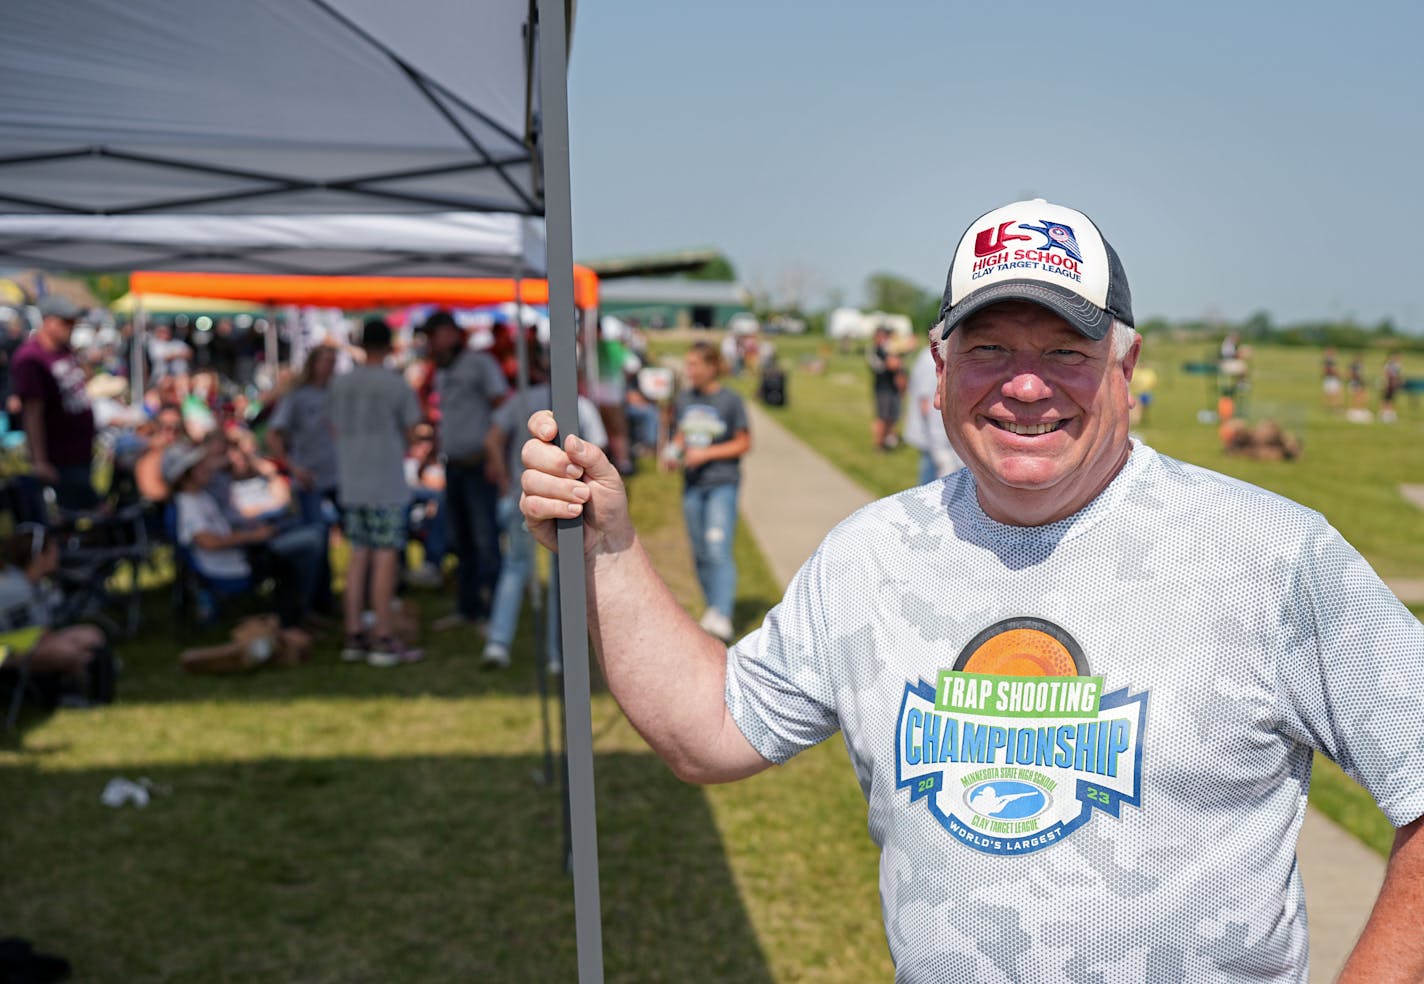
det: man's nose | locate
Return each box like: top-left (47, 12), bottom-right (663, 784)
top-left (1002, 364), bottom-right (1052, 402)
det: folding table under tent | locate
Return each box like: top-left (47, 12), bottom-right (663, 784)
top-left (1, 1), bottom-right (605, 978)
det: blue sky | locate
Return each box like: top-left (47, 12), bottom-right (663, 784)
top-left (567, 2), bottom-right (1423, 328)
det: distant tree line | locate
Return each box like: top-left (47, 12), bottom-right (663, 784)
top-left (659, 257), bottom-right (1424, 353)
top-left (1137, 310), bottom-right (1424, 352)
top-left (826, 273), bottom-right (1424, 353)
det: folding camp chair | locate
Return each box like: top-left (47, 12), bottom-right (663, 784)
top-left (162, 502), bottom-right (256, 637)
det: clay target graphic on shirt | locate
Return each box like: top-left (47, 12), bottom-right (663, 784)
top-left (895, 617), bottom-right (1148, 856)
top-left (953, 617), bottom-right (1089, 677)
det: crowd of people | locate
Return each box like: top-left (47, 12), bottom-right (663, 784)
top-left (0, 295), bottom-right (680, 719)
top-left (1321, 345), bottom-right (1409, 423)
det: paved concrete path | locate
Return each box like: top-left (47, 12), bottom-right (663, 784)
top-left (738, 400), bottom-right (1386, 982)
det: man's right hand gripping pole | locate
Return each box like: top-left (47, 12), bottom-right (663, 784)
top-left (517, 409), bottom-right (771, 785)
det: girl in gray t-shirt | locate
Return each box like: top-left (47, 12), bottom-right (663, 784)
top-left (667, 342), bottom-right (751, 643)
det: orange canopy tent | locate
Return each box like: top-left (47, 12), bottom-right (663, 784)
top-left (128, 266), bottom-right (600, 310)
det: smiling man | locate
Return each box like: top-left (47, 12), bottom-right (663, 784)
top-left (519, 199), bottom-right (1424, 982)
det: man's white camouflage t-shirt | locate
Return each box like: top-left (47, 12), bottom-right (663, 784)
top-left (725, 442), bottom-right (1424, 983)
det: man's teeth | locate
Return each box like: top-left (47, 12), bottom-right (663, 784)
top-left (996, 420), bottom-right (1062, 436)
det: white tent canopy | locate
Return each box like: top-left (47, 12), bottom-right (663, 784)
top-left (0, 0), bottom-right (541, 218)
top-left (0, 212), bottom-right (546, 278)
top-left (1, 3), bottom-right (607, 976)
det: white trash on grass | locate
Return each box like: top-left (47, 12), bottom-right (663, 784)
top-left (100, 777), bottom-right (168, 808)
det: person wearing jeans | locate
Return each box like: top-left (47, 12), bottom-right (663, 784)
top-left (667, 342), bottom-right (750, 643)
top-left (483, 495), bottom-right (560, 671)
top-left (267, 346), bottom-right (340, 614)
top-left (681, 480), bottom-right (740, 626)
top-left (481, 365), bottom-right (606, 670)
top-left (417, 310), bottom-right (509, 631)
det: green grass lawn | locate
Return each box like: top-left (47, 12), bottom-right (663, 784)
top-left (1, 460), bottom-right (888, 982)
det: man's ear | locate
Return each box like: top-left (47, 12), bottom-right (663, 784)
top-left (1120, 335), bottom-right (1142, 383)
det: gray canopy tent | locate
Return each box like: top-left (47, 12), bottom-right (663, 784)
top-left (0, 210), bottom-right (550, 400)
top-left (0, 212), bottom-right (547, 278)
top-left (1, 1), bottom-right (604, 978)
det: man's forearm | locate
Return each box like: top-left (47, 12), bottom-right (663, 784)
top-left (1338, 816), bottom-right (1424, 982)
top-left (584, 535), bottom-right (769, 784)
top-left (21, 402), bottom-right (48, 468)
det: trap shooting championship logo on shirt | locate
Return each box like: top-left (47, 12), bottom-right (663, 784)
top-left (894, 617), bottom-right (1148, 856)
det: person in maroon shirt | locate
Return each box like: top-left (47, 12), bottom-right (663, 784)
top-left (11, 296), bottom-right (98, 511)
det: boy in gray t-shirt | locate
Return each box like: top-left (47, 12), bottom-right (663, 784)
top-left (328, 318), bottom-right (422, 667)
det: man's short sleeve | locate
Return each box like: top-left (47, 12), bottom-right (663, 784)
top-left (1276, 516), bottom-right (1424, 827)
top-left (724, 547), bottom-right (840, 763)
top-left (400, 382), bottom-right (422, 431)
top-left (267, 392), bottom-right (294, 432)
top-left (725, 390), bottom-right (750, 436)
top-left (174, 494), bottom-right (206, 546)
top-left (10, 349), bottom-right (46, 402)
top-left (907, 347), bottom-right (937, 402)
top-left (476, 352), bottom-right (511, 401)
top-left (491, 396), bottom-right (518, 436)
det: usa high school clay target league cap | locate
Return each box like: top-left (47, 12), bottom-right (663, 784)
top-left (938, 199), bottom-right (1134, 341)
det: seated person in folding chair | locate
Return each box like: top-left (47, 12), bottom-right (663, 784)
top-left (203, 427), bottom-right (295, 527)
top-left (403, 422), bottom-right (448, 588)
top-left (134, 406), bottom-right (186, 501)
top-left (162, 443), bottom-right (322, 631)
top-left (0, 523), bottom-right (116, 713)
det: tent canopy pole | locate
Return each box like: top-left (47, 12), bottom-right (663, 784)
top-left (537, 0), bottom-right (605, 981)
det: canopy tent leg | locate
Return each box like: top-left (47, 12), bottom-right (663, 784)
top-left (537, 1), bottom-right (604, 981)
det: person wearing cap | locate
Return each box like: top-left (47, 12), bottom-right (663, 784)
top-left (417, 309), bottom-right (510, 633)
top-left (519, 199), bottom-right (1424, 980)
top-left (164, 441), bottom-right (320, 633)
top-left (328, 318), bottom-right (424, 667)
top-left (11, 296), bottom-right (98, 512)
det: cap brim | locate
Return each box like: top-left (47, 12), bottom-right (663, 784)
top-left (940, 280), bottom-right (1112, 341)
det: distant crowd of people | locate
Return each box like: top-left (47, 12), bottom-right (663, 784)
top-left (0, 296), bottom-right (691, 718)
top-left (1320, 345), bottom-right (1408, 423)
top-left (2, 291), bottom-right (1413, 712)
